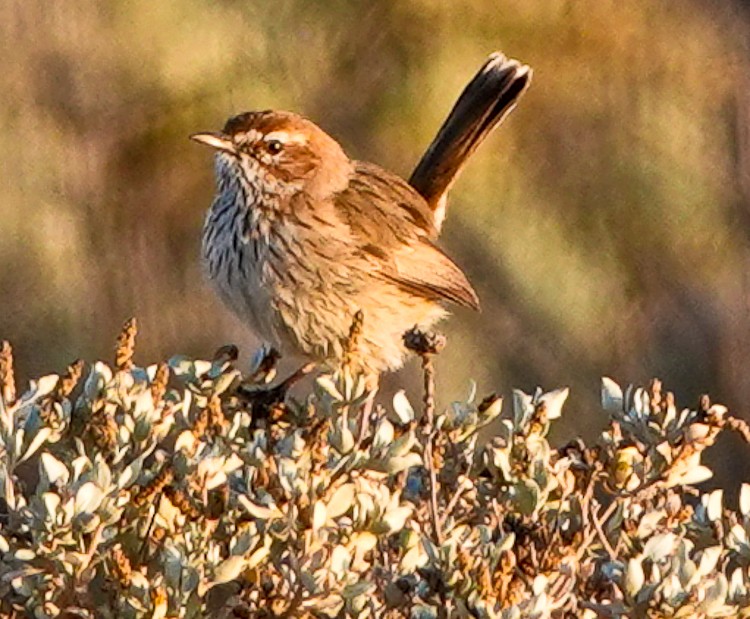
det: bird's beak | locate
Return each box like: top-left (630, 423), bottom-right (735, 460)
top-left (190, 132), bottom-right (237, 155)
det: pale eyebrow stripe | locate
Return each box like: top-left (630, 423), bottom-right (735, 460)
top-left (264, 130), bottom-right (307, 145)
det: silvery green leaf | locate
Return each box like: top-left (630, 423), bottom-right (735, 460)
top-left (277, 458), bottom-right (298, 496)
top-left (526, 434), bottom-right (551, 462)
top-left (327, 484), bottom-right (356, 519)
top-left (684, 423), bottom-right (712, 443)
top-left (729, 567), bottom-right (747, 599)
top-left (238, 496), bottom-right (280, 520)
top-left (180, 388), bottom-right (192, 422)
top-left (499, 532), bottom-right (516, 552)
top-left (512, 389), bottom-right (534, 429)
top-left (332, 425), bottom-right (354, 454)
top-left (167, 356), bottom-right (193, 378)
top-left (313, 500), bottom-right (327, 532)
top-left (381, 505), bottom-right (412, 533)
top-left (18, 427), bottom-right (52, 464)
top-left (132, 415), bottom-right (153, 445)
top-left (2, 468), bottom-right (16, 511)
top-left (247, 545), bottom-right (270, 569)
top-left (71, 455), bottom-right (91, 482)
top-left (229, 529), bottom-right (258, 557)
top-left (601, 377), bottom-right (624, 413)
top-left (479, 396), bottom-right (503, 421)
top-left (643, 532), bottom-right (677, 562)
top-left (74, 482), bottom-right (103, 515)
top-left (163, 548), bottom-right (185, 590)
top-left (213, 369), bottom-right (239, 395)
top-left (223, 453), bottom-right (243, 475)
top-left (193, 360), bottom-right (212, 377)
top-left (637, 510), bottom-right (665, 539)
top-left (490, 447), bottom-right (513, 481)
top-left (391, 390), bottom-right (415, 424)
top-left (728, 523), bottom-right (749, 554)
top-left (92, 455), bottom-right (112, 492)
top-left (316, 376), bottom-right (344, 402)
top-left (631, 387), bottom-right (650, 419)
top-left (39, 452), bottom-right (69, 486)
top-left (116, 454), bottom-right (149, 491)
top-left (340, 367), bottom-right (358, 401)
top-left (0, 397), bottom-right (12, 438)
top-left (22, 407), bottom-right (44, 442)
top-left (701, 573), bottom-right (729, 615)
top-left (676, 465), bottom-right (713, 487)
top-left (174, 430), bottom-right (199, 453)
top-left (697, 546), bottom-right (722, 578)
top-left (539, 387), bottom-right (568, 420)
top-left (372, 419), bottom-right (394, 451)
top-left (512, 479), bottom-right (540, 516)
top-left (24, 374), bottom-right (59, 402)
top-left (708, 404), bottom-right (728, 421)
top-left (400, 543), bottom-right (428, 573)
top-left (14, 549), bottom-right (35, 561)
top-left (84, 362), bottom-right (113, 398)
top-left (386, 453), bottom-right (422, 475)
top-left (411, 604), bottom-right (437, 619)
top-left (600, 560), bottom-right (624, 581)
top-left (387, 431), bottom-right (415, 458)
top-left (350, 532), bottom-right (377, 554)
top-left (211, 555), bottom-right (247, 586)
top-left (740, 484), bottom-right (750, 517)
top-left (343, 581), bottom-right (375, 599)
top-left (354, 493), bottom-right (375, 522)
top-left (42, 492), bottom-right (62, 522)
top-left (706, 490), bottom-right (723, 522)
top-left (330, 545), bottom-right (351, 579)
top-left (14, 428), bottom-right (23, 460)
top-left (465, 380), bottom-right (477, 404)
top-left (626, 558), bottom-right (645, 596)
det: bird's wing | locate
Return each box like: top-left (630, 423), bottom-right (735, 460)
top-left (332, 161), bottom-right (479, 310)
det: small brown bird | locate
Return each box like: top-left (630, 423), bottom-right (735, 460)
top-left (192, 53), bottom-right (531, 377)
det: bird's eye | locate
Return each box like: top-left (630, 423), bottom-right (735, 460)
top-left (266, 139), bottom-right (283, 154)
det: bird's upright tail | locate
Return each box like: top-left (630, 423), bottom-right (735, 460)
top-left (409, 52), bottom-right (532, 231)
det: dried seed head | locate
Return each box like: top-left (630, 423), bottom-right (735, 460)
top-left (134, 466), bottom-right (174, 507)
top-left (39, 399), bottom-right (63, 429)
top-left (87, 403), bottom-right (118, 456)
top-left (343, 310), bottom-right (365, 369)
top-left (207, 395), bottom-right (227, 434)
top-left (192, 406), bottom-right (209, 439)
top-left (0, 340), bottom-right (16, 406)
top-left (150, 362), bottom-right (170, 405)
top-left (164, 486), bottom-right (202, 520)
top-left (115, 318), bottom-right (138, 371)
top-left (58, 359), bottom-right (85, 398)
top-left (110, 545), bottom-right (133, 589)
top-left (207, 485), bottom-right (229, 519)
top-left (403, 327), bottom-right (446, 356)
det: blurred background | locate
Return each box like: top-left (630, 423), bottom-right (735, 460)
top-left (2, 2), bottom-right (750, 482)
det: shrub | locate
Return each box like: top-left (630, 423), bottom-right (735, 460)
top-left (1, 320), bottom-right (749, 618)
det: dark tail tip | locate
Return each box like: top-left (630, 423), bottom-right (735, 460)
top-left (409, 53), bottom-right (532, 225)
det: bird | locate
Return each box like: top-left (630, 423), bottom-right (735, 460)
top-left (192, 52), bottom-right (531, 380)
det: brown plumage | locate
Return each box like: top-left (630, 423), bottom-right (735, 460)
top-left (192, 53), bottom-right (531, 376)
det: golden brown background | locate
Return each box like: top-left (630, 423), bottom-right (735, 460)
top-left (2, 2), bottom-right (750, 478)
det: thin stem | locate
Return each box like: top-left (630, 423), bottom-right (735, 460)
top-left (421, 354), bottom-right (443, 546)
